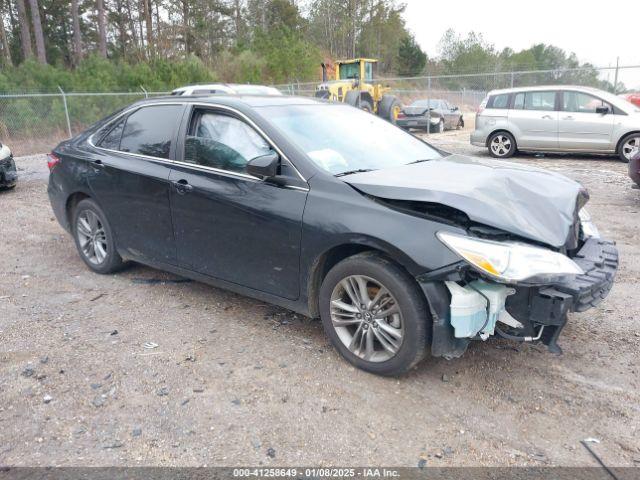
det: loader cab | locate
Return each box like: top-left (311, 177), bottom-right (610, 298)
top-left (336, 59), bottom-right (376, 83)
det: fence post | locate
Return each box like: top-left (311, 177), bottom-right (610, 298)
top-left (140, 86), bottom-right (149, 98)
top-left (58, 86), bottom-right (72, 139)
top-left (426, 76), bottom-right (431, 137)
top-left (510, 72), bottom-right (515, 88)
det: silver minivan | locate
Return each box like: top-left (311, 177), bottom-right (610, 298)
top-left (471, 85), bottom-right (640, 162)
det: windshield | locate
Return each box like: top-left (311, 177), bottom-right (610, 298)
top-left (234, 85), bottom-right (282, 95)
top-left (259, 104), bottom-right (442, 175)
top-left (411, 99), bottom-right (439, 108)
top-left (339, 63), bottom-right (360, 80)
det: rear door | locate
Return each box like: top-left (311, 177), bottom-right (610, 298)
top-left (168, 106), bottom-right (308, 300)
top-left (508, 90), bottom-right (558, 149)
top-left (89, 103), bottom-right (185, 264)
top-left (557, 90), bottom-right (615, 151)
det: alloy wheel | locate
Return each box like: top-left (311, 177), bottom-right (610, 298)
top-left (76, 210), bottom-right (108, 265)
top-left (622, 136), bottom-right (640, 161)
top-left (330, 275), bottom-right (404, 362)
top-left (490, 134), bottom-right (512, 157)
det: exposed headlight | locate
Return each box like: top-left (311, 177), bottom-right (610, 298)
top-left (429, 116), bottom-right (440, 124)
top-left (578, 208), bottom-right (600, 238)
top-left (437, 231), bottom-right (584, 284)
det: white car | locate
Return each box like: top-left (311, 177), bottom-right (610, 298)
top-left (471, 85), bottom-right (640, 162)
top-left (171, 83), bottom-right (282, 96)
top-left (0, 142), bottom-right (17, 189)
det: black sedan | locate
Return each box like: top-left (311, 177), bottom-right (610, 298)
top-left (397, 99), bottom-right (464, 133)
top-left (0, 142), bottom-right (17, 189)
top-left (47, 95), bottom-right (618, 376)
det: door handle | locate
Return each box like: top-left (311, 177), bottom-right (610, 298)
top-left (172, 179), bottom-right (194, 195)
top-left (541, 115), bottom-right (553, 120)
top-left (562, 116), bottom-right (574, 120)
top-left (91, 159), bottom-right (105, 169)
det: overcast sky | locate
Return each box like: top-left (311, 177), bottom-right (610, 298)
top-left (403, 0), bottom-right (640, 88)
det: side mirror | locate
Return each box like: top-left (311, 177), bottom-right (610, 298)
top-left (452, 106), bottom-right (459, 111)
top-left (247, 151), bottom-right (280, 179)
top-left (595, 105), bottom-right (610, 115)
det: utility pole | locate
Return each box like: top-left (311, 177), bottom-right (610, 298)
top-left (613, 57), bottom-right (620, 94)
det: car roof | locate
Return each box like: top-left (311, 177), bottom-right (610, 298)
top-left (487, 85), bottom-right (606, 96)
top-left (134, 94), bottom-right (321, 108)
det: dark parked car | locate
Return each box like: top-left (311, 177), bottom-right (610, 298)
top-left (0, 142), bottom-right (17, 189)
top-left (48, 95), bottom-right (618, 376)
top-left (397, 99), bottom-right (464, 133)
top-left (629, 151), bottom-right (640, 187)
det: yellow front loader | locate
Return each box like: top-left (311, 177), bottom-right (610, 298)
top-left (315, 58), bottom-right (401, 124)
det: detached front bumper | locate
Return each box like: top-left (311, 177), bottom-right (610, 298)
top-left (629, 152), bottom-right (640, 186)
top-left (421, 237), bottom-right (619, 358)
top-left (0, 154), bottom-right (17, 187)
top-left (397, 116), bottom-right (430, 128)
top-left (506, 237), bottom-right (618, 352)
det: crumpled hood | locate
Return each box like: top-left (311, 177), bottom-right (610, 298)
top-left (344, 154), bottom-right (588, 248)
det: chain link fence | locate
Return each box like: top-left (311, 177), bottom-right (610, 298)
top-left (1, 66), bottom-right (639, 156)
top-left (276, 65), bottom-right (640, 134)
top-left (0, 89), bottom-right (167, 156)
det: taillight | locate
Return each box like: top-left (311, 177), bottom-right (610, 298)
top-left (397, 112), bottom-right (406, 118)
top-left (47, 153), bottom-right (60, 171)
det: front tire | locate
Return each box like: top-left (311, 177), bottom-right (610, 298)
top-left (319, 252), bottom-right (430, 376)
top-left (378, 95), bottom-right (401, 124)
top-left (72, 198), bottom-right (125, 274)
top-left (618, 133), bottom-right (640, 163)
top-left (488, 131), bottom-right (517, 158)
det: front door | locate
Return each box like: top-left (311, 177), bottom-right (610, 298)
top-left (509, 90), bottom-right (559, 149)
top-left (87, 104), bottom-right (185, 264)
top-left (557, 91), bottom-right (615, 151)
top-left (169, 107), bottom-right (308, 300)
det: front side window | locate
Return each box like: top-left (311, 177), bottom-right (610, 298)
top-left (260, 104), bottom-right (442, 175)
top-left (119, 105), bottom-right (183, 159)
top-left (563, 91), bottom-right (609, 113)
top-left (184, 110), bottom-right (271, 173)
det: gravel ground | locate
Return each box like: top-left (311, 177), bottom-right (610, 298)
top-left (1, 129), bottom-right (639, 468)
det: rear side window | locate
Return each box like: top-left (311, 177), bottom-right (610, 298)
top-left (488, 94), bottom-right (510, 109)
top-left (120, 105), bottom-right (183, 159)
top-left (514, 91), bottom-right (556, 111)
top-left (98, 117), bottom-right (125, 150)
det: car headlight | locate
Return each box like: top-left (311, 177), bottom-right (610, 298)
top-left (429, 116), bottom-right (440, 123)
top-left (578, 208), bottom-right (600, 238)
top-left (437, 231), bottom-right (584, 284)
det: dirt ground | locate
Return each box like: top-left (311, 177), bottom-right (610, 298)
top-left (1, 126), bottom-right (639, 468)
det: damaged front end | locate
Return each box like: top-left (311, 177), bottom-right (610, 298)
top-left (343, 155), bottom-right (619, 358)
top-left (417, 233), bottom-right (618, 359)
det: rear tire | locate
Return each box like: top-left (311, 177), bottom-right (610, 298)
top-left (360, 100), bottom-right (373, 113)
top-left (431, 118), bottom-right (444, 134)
top-left (618, 133), bottom-right (640, 163)
top-left (457, 116), bottom-right (464, 129)
top-left (72, 198), bottom-right (125, 274)
top-left (319, 252), bottom-right (430, 376)
top-left (488, 131), bottom-right (517, 158)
